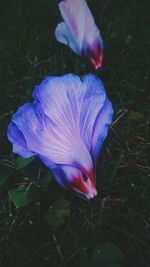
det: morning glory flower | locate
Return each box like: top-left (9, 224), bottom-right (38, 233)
top-left (8, 74), bottom-right (113, 199)
top-left (55, 0), bottom-right (104, 69)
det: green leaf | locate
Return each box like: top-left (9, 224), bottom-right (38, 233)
top-left (0, 165), bottom-right (11, 187)
top-left (91, 242), bottom-right (124, 267)
top-left (8, 183), bottom-right (43, 208)
top-left (16, 156), bottom-right (34, 169)
top-left (44, 197), bottom-right (70, 228)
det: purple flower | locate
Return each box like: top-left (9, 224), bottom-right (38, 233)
top-left (8, 74), bottom-right (113, 199)
top-left (55, 0), bottom-right (104, 69)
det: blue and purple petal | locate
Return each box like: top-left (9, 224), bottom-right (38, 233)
top-left (8, 74), bottom-right (113, 199)
top-left (55, 0), bottom-right (104, 69)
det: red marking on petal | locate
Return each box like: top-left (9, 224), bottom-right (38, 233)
top-left (71, 176), bottom-right (89, 194)
top-left (87, 168), bottom-right (95, 187)
top-left (82, 39), bottom-right (104, 69)
top-left (89, 46), bottom-right (104, 69)
top-left (61, 168), bottom-right (96, 198)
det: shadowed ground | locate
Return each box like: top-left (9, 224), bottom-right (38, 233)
top-left (0, 0), bottom-right (149, 266)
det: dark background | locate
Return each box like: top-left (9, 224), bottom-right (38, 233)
top-left (0, 0), bottom-right (149, 266)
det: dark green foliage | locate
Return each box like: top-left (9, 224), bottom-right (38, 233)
top-left (44, 197), bottom-right (70, 228)
top-left (0, 164), bottom-right (12, 188)
top-left (0, 0), bottom-right (149, 266)
top-left (8, 183), bottom-right (44, 208)
top-left (16, 156), bottom-right (35, 169)
top-left (79, 243), bottom-right (124, 267)
top-left (91, 242), bottom-right (124, 267)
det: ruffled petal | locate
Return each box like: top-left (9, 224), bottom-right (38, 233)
top-left (11, 103), bottom-right (48, 156)
top-left (7, 122), bottom-right (35, 158)
top-left (55, 0), bottom-right (103, 68)
top-left (33, 74), bottom-right (93, 171)
top-left (79, 74), bottom-right (106, 150)
top-left (10, 74), bottom-right (111, 170)
top-left (91, 98), bottom-right (114, 164)
top-left (55, 22), bottom-right (79, 54)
